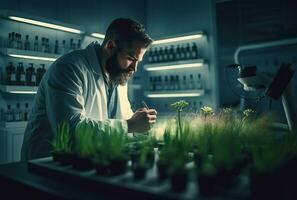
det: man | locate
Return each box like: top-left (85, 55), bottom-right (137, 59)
top-left (21, 18), bottom-right (157, 160)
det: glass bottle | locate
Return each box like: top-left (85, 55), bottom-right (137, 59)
top-left (24, 35), bottom-right (30, 50)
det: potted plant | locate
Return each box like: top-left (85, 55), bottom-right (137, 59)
top-left (132, 147), bottom-right (150, 180)
top-left (247, 119), bottom-right (297, 199)
top-left (91, 121), bottom-right (129, 175)
top-left (50, 122), bottom-right (74, 165)
top-left (72, 121), bottom-right (96, 171)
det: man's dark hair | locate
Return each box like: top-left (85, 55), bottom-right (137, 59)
top-left (103, 18), bottom-right (153, 49)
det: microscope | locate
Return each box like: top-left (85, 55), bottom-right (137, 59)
top-left (227, 63), bottom-right (296, 131)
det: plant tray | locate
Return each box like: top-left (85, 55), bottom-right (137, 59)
top-left (28, 157), bottom-right (199, 200)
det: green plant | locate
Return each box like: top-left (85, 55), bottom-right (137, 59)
top-left (201, 106), bottom-right (214, 119)
top-left (171, 100), bottom-right (189, 140)
top-left (51, 122), bottom-right (72, 153)
top-left (75, 121), bottom-right (96, 158)
top-left (92, 121), bottom-right (129, 164)
top-left (242, 108), bottom-right (255, 122)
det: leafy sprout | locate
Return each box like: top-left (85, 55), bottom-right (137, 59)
top-left (171, 100), bottom-right (189, 140)
top-left (51, 122), bottom-right (72, 153)
top-left (75, 121), bottom-right (96, 158)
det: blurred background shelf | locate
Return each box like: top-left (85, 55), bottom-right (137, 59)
top-left (0, 85), bottom-right (38, 94)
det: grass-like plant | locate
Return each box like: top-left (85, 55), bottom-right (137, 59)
top-left (51, 122), bottom-right (72, 153)
top-left (75, 121), bottom-right (96, 158)
top-left (92, 121), bottom-right (129, 164)
top-left (171, 100), bottom-right (189, 140)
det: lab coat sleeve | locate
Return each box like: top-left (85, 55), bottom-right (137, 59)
top-left (45, 62), bottom-right (128, 136)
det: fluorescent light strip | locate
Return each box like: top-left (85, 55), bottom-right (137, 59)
top-left (9, 16), bottom-right (82, 34)
top-left (145, 62), bottom-right (203, 71)
top-left (147, 93), bottom-right (202, 98)
top-left (153, 34), bottom-right (203, 45)
top-left (91, 33), bottom-right (105, 39)
top-left (10, 91), bottom-right (37, 94)
top-left (8, 54), bottom-right (57, 61)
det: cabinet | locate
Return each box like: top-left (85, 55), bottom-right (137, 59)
top-left (0, 10), bottom-right (102, 163)
top-left (143, 31), bottom-right (216, 117)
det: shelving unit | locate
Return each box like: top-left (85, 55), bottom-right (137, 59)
top-left (0, 85), bottom-right (38, 94)
top-left (0, 10), bottom-right (103, 164)
top-left (0, 48), bottom-right (61, 61)
top-left (143, 31), bottom-right (215, 117)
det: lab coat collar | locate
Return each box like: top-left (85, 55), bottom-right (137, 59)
top-left (86, 42), bottom-right (102, 76)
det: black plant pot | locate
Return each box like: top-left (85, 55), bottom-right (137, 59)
top-left (109, 158), bottom-right (128, 175)
top-left (170, 169), bottom-right (188, 192)
top-left (59, 152), bottom-right (75, 166)
top-left (130, 151), bottom-right (140, 166)
top-left (52, 152), bottom-right (62, 163)
top-left (72, 156), bottom-right (94, 171)
top-left (133, 165), bottom-right (147, 180)
top-left (147, 151), bottom-right (155, 168)
top-left (214, 167), bottom-right (239, 188)
top-left (157, 161), bottom-right (169, 181)
top-left (193, 152), bottom-right (203, 169)
top-left (198, 173), bottom-right (218, 196)
top-left (94, 162), bottom-right (110, 176)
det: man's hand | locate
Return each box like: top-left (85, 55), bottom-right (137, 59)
top-left (127, 108), bottom-right (157, 133)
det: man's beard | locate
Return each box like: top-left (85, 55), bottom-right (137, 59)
top-left (105, 52), bottom-right (133, 86)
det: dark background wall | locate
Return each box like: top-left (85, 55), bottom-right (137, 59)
top-left (0, 0), bottom-right (146, 34)
top-left (216, 0), bottom-right (297, 123)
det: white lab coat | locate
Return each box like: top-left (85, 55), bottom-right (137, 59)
top-left (21, 42), bottom-right (134, 160)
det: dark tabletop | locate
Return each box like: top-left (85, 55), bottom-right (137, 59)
top-left (0, 161), bottom-right (108, 200)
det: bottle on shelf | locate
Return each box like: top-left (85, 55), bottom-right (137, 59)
top-left (156, 76), bottom-right (162, 91)
top-left (149, 77), bottom-right (153, 91)
top-left (26, 63), bottom-right (36, 86)
top-left (5, 62), bottom-right (16, 85)
top-left (14, 103), bottom-right (22, 121)
top-left (180, 44), bottom-right (186, 60)
top-left (61, 40), bottom-right (67, 54)
top-left (70, 38), bottom-right (74, 51)
top-left (182, 75), bottom-right (187, 90)
top-left (168, 45), bottom-right (175, 61)
top-left (147, 50), bottom-right (153, 63)
top-left (33, 36), bottom-right (39, 51)
top-left (191, 43), bottom-right (198, 59)
top-left (24, 35), bottom-right (30, 51)
top-left (164, 76), bottom-right (169, 90)
top-left (18, 33), bottom-right (23, 49)
top-left (185, 43), bottom-right (191, 60)
top-left (196, 73), bottom-right (202, 89)
top-left (158, 47), bottom-right (164, 63)
top-left (152, 76), bottom-right (157, 91)
top-left (77, 39), bottom-right (81, 49)
top-left (5, 105), bottom-right (14, 122)
top-left (189, 74), bottom-right (195, 90)
top-left (169, 75), bottom-right (175, 90)
top-left (45, 38), bottom-right (50, 53)
top-left (36, 64), bottom-right (46, 85)
top-left (41, 37), bottom-right (46, 52)
top-left (152, 48), bottom-right (158, 63)
top-left (175, 45), bottom-right (181, 61)
top-left (163, 46), bottom-right (169, 62)
top-left (54, 40), bottom-right (59, 54)
top-left (175, 75), bottom-right (180, 90)
top-left (24, 103), bottom-right (29, 121)
top-left (11, 32), bottom-right (17, 49)
top-left (16, 62), bottom-right (26, 86)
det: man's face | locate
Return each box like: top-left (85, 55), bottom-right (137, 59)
top-left (105, 40), bottom-right (147, 85)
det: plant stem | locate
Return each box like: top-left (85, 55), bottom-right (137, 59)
top-left (178, 110), bottom-right (182, 140)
